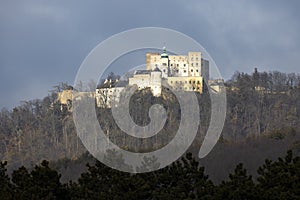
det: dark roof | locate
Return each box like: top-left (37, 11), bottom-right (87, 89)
top-left (135, 70), bottom-right (151, 75)
top-left (97, 80), bottom-right (128, 88)
top-left (153, 67), bottom-right (161, 72)
top-left (115, 80), bottom-right (128, 87)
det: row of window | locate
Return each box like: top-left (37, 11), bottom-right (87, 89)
top-left (152, 56), bottom-right (200, 62)
top-left (176, 69), bottom-right (199, 73)
top-left (162, 69), bottom-right (199, 73)
top-left (155, 63), bottom-right (200, 67)
top-left (170, 80), bottom-right (201, 84)
top-left (169, 63), bottom-right (199, 67)
top-left (170, 56), bottom-right (199, 61)
top-left (174, 87), bottom-right (200, 90)
top-left (190, 57), bottom-right (199, 61)
top-left (98, 89), bottom-right (121, 94)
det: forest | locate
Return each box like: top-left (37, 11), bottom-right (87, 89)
top-left (0, 69), bottom-right (300, 198)
top-left (0, 150), bottom-right (299, 199)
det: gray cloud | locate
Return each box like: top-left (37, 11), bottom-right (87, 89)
top-left (0, 0), bottom-right (299, 109)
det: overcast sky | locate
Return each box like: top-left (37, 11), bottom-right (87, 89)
top-left (1, 0), bottom-right (299, 109)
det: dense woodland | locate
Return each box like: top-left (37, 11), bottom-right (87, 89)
top-left (0, 151), bottom-right (299, 199)
top-left (0, 69), bottom-right (300, 198)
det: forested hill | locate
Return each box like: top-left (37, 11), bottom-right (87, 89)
top-left (224, 69), bottom-right (300, 141)
top-left (0, 69), bottom-right (300, 180)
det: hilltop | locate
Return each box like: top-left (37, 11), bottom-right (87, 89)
top-left (0, 69), bottom-right (300, 182)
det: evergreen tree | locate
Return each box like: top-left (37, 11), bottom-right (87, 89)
top-left (0, 161), bottom-right (13, 200)
top-left (256, 150), bottom-right (300, 199)
top-left (12, 160), bottom-right (69, 200)
top-left (215, 163), bottom-right (257, 200)
top-left (152, 153), bottom-right (215, 199)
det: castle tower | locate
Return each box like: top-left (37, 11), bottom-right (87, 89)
top-left (188, 52), bottom-right (201, 77)
top-left (160, 47), bottom-right (169, 78)
top-left (150, 67), bottom-right (162, 96)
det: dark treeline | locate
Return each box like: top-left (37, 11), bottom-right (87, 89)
top-left (0, 151), bottom-right (299, 199)
top-left (228, 68), bottom-right (300, 92)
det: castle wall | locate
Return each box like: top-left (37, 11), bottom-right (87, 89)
top-left (147, 51), bottom-right (205, 78)
top-left (129, 73), bottom-right (151, 89)
top-left (167, 76), bottom-right (203, 93)
top-left (128, 71), bottom-right (162, 97)
top-left (58, 50), bottom-right (209, 109)
top-left (96, 87), bottom-right (124, 108)
top-left (57, 90), bottom-right (73, 105)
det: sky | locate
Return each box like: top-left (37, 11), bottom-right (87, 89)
top-left (0, 0), bottom-right (300, 109)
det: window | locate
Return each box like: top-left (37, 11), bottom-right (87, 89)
top-left (193, 81), bottom-right (196, 84)
top-left (189, 81), bottom-right (192, 84)
top-left (191, 63), bottom-right (194, 67)
top-left (163, 69), bottom-right (166, 72)
top-left (196, 69), bottom-right (199, 72)
top-left (171, 81), bottom-right (173, 83)
top-left (163, 63), bottom-right (167, 66)
top-left (191, 69), bottom-right (193, 72)
top-left (196, 63), bottom-right (198, 66)
top-left (184, 64), bottom-right (186, 67)
top-left (184, 70), bottom-right (186, 73)
top-left (197, 81), bottom-right (200, 84)
top-left (177, 64), bottom-right (179, 67)
top-left (171, 64), bottom-right (173, 66)
top-left (196, 57), bottom-right (198, 61)
top-left (176, 69), bottom-right (179, 73)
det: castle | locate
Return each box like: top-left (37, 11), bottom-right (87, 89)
top-left (58, 48), bottom-right (215, 108)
